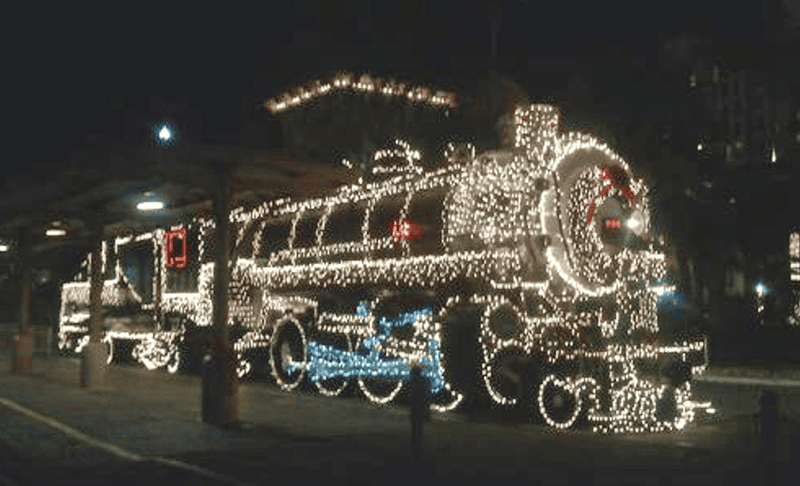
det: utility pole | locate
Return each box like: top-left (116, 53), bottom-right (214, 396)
top-left (11, 224), bottom-right (33, 375)
top-left (202, 159), bottom-right (239, 427)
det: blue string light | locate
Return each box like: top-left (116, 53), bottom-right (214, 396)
top-left (289, 306), bottom-right (444, 393)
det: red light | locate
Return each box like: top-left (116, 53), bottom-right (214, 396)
top-left (391, 219), bottom-right (421, 241)
top-left (587, 202), bottom-right (597, 223)
top-left (164, 228), bottom-right (187, 269)
top-left (605, 219), bottom-right (621, 229)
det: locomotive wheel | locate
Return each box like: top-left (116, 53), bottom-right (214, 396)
top-left (313, 333), bottom-right (352, 397)
top-left (166, 348), bottom-right (182, 374)
top-left (60, 333), bottom-right (84, 357)
top-left (486, 303), bottom-right (523, 340)
top-left (425, 305), bottom-right (481, 413)
top-left (538, 374), bottom-right (582, 429)
top-left (236, 352), bottom-right (252, 379)
top-left (482, 346), bottom-right (528, 406)
top-left (102, 335), bottom-right (114, 365)
top-left (269, 316), bottom-right (308, 391)
top-left (429, 386), bottom-right (464, 412)
top-left (248, 338), bottom-right (273, 378)
top-left (163, 316), bottom-right (195, 374)
top-left (356, 338), bottom-right (404, 405)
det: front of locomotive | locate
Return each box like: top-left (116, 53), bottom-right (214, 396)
top-left (523, 105), bottom-right (710, 433)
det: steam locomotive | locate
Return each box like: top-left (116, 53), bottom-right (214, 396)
top-left (58, 104), bottom-right (710, 433)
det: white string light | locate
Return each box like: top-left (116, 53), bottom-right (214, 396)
top-left (58, 104), bottom-right (709, 432)
top-left (265, 72), bottom-right (456, 114)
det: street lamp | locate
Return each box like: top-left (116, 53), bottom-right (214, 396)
top-left (46, 221), bottom-right (67, 237)
top-left (159, 126), bottom-right (171, 142)
top-left (152, 120), bottom-right (178, 148)
top-left (137, 192), bottom-right (164, 211)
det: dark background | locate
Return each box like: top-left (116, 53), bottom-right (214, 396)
top-left (5, 0), bottom-right (770, 178)
top-left (2, 0), bottom-right (797, 345)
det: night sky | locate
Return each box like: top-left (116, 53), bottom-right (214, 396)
top-left (7, 0), bottom-right (767, 180)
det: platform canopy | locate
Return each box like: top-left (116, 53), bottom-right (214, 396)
top-left (0, 143), bottom-right (350, 255)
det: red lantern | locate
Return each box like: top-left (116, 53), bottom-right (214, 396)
top-left (164, 228), bottom-right (187, 270)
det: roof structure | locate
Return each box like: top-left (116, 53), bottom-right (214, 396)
top-left (0, 142), bottom-right (350, 255)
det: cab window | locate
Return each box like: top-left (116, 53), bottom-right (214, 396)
top-left (324, 203), bottom-right (365, 245)
top-left (121, 240), bottom-right (155, 304)
top-left (234, 220), bottom-right (260, 259)
top-left (293, 211), bottom-right (324, 249)
top-left (259, 219), bottom-right (292, 260)
top-left (370, 194), bottom-right (406, 259)
top-left (371, 195), bottom-right (406, 240)
top-left (406, 189), bottom-right (447, 256)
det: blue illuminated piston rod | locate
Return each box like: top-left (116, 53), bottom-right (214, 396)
top-left (288, 307), bottom-right (445, 393)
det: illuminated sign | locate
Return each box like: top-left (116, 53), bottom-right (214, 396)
top-left (164, 228), bottom-right (187, 269)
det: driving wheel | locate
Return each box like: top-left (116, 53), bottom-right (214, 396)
top-left (538, 375), bottom-right (582, 429)
top-left (269, 316), bottom-right (307, 391)
top-left (313, 333), bottom-right (352, 397)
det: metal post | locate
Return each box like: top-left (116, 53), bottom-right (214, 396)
top-left (519, 357), bottom-right (533, 423)
top-left (410, 363), bottom-right (426, 463)
top-left (154, 235), bottom-right (163, 330)
top-left (12, 224), bottom-right (33, 375)
top-left (202, 160), bottom-right (239, 428)
top-left (761, 390), bottom-right (778, 486)
top-left (89, 239), bottom-right (103, 344)
top-left (80, 224), bottom-right (108, 388)
top-left (45, 327), bottom-right (52, 358)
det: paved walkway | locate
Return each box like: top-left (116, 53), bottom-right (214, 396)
top-left (0, 352), bottom-right (796, 485)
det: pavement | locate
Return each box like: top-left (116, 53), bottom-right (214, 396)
top-left (0, 350), bottom-right (798, 485)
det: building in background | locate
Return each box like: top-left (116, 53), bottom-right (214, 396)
top-left (790, 229), bottom-right (800, 326)
top-left (262, 70), bottom-right (530, 174)
top-left (653, 27), bottom-right (798, 334)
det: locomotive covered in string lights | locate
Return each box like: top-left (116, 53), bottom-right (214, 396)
top-left (58, 103), bottom-right (711, 433)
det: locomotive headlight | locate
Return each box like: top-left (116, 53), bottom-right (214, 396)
top-left (626, 210), bottom-right (645, 236)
